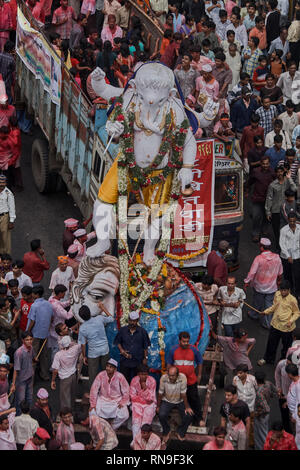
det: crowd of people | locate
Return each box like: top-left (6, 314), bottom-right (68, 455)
top-left (1, 0), bottom-right (300, 453)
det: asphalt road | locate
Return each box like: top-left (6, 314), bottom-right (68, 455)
top-left (11, 130), bottom-right (287, 448)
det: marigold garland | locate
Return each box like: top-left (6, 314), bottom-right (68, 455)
top-left (166, 246), bottom-right (208, 262)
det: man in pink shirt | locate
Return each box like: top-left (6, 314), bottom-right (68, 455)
top-left (203, 426), bottom-right (234, 450)
top-left (195, 63), bottom-right (219, 104)
top-left (129, 365), bottom-right (157, 437)
top-left (244, 237), bottom-right (283, 329)
top-left (89, 358), bottom-right (129, 430)
top-left (101, 14), bottom-right (123, 45)
top-left (23, 427), bottom-right (50, 450)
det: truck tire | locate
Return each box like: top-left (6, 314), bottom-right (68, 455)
top-left (31, 138), bottom-right (50, 193)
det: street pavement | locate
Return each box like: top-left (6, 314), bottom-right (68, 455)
top-left (11, 130), bottom-right (289, 447)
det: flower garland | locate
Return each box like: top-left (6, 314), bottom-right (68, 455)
top-left (166, 246), bottom-right (208, 262)
top-left (111, 97), bottom-right (189, 193)
top-left (110, 96), bottom-right (189, 325)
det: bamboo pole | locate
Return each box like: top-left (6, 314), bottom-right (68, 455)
top-left (98, 301), bottom-right (112, 317)
top-left (244, 301), bottom-right (262, 315)
top-left (35, 338), bottom-right (48, 360)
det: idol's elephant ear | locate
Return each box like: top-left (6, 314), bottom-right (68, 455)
top-left (71, 281), bottom-right (81, 306)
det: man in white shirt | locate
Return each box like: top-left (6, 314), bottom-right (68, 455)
top-left (0, 174), bottom-right (15, 254)
top-left (277, 62), bottom-right (300, 105)
top-left (51, 336), bottom-right (81, 411)
top-left (5, 260), bottom-right (33, 289)
top-left (279, 212), bottom-right (300, 299)
top-left (286, 363), bottom-right (300, 416)
top-left (268, 27), bottom-right (290, 62)
top-left (49, 256), bottom-right (75, 302)
top-left (233, 364), bottom-right (257, 413)
top-left (218, 276), bottom-right (246, 337)
top-left (265, 119), bottom-right (291, 150)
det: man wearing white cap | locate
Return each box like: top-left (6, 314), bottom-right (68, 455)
top-left (0, 173), bottom-right (15, 254)
top-left (67, 244), bottom-right (80, 278)
top-left (30, 388), bottom-right (54, 439)
top-left (51, 335), bottom-right (81, 411)
top-left (63, 214), bottom-right (93, 255)
top-left (89, 358), bottom-right (130, 430)
top-left (73, 228), bottom-right (96, 263)
top-left (114, 311), bottom-right (151, 384)
top-left (195, 63), bottom-right (219, 104)
top-left (244, 238), bottom-right (283, 329)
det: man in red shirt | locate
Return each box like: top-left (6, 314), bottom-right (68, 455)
top-left (207, 240), bottom-right (229, 286)
top-left (19, 286), bottom-right (33, 333)
top-left (264, 421), bottom-right (297, 450)
top-left (240, 114), bottom-right (264, 161)
top-left (167, 331), bottom-right (204, 427)
top-left (23, 239), bottom-right (50, 285)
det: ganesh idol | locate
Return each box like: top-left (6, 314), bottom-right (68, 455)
top-left (87, 62), bottom-right (198, 265)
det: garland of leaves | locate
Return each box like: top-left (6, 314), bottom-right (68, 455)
top-left (108, 96), bottom-right (189, 324)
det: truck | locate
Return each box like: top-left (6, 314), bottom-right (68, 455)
top-left (16, 0), bottom-right (243, 268)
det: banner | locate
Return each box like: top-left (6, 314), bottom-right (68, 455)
top-left (168, 139), bottom-right (215, 267)
top-left (16, 8), bottom-right (61, 105)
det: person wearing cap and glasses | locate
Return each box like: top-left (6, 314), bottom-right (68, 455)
top-left (51, 335), bottom-right (81, 411)
top-left (89, 358), bottom-right (130, 430)
top-left (73, 227), bottom-right (96, 263)
top-left (0, 174), bottom-right (15, 255)
top-left (244, 238), bottom-right (283, 329)
top-left (114, 310), bottom-right (151, 384)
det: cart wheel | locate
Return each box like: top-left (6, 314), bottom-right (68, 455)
top-left (31, 138), bottom-right (50, 193)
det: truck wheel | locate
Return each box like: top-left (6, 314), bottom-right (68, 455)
top-left (31, 138), bottom-right (50, 193)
